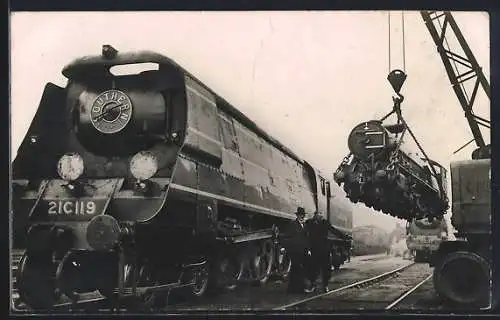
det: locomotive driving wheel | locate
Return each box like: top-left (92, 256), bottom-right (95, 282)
top-left (249, 240), bottom-right (275, 285)
top-left (276, 246), bottom-right (292, 279)
top-left (17, 253), bottom-right (61, 310)
top-left (216, 252), bottom-right (244, 291)
top-left (433, 251), bottom-right (490, 307)
top-left (136, 264), bottom-right (166, 311)
top-left (97, 263), bottom-right (132, 300)
top-left (190, 262), bottom-right (210, 297)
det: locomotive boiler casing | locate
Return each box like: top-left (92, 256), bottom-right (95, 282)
top-left (335, 119), bottom-right (448, 221)
top-left (12, 49), bottom-right (353, 298)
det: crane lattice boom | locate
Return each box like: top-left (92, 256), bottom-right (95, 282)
top-left (420, 11), bottom-right (490, 155)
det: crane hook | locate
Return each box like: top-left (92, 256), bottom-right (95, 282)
top-left (387, 69), bottom-right (407, 94)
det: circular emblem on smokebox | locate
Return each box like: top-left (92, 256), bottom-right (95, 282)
top-left (90, 90), bottom-right (133, 134)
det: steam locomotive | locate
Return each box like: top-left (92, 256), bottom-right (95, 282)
top-left (406, 217), bottom-right (448, 263)
top-left (11, 45), bottom-right (353, 310)
top-left (334, 119), bottom-right (449, 221)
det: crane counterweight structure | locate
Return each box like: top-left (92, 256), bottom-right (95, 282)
top-left (420, 11), bottom-right (491, 308)
top-left (335, 11), bottom-right (490, 308)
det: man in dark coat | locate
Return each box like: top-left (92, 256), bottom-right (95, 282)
top-left (305, 211), bottom-right (340, 292)
top-left (282, 207), bottom-right (314, 294)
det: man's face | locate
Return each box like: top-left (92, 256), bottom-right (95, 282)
top-left (297, 215), bottom-right (305, 223)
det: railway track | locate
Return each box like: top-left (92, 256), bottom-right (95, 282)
top-left (274, 262), bottom-right (433, 311)
top-left (12, 252), bottom-right (431, 312)
top-left (385, 273), bottom-right (433, 310)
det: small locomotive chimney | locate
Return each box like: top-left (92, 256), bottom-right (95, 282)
top-left (102, 45), bottom-right (118, 59)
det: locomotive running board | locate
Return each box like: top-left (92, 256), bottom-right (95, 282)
top-left (216, 228), bottom-right (274, 244)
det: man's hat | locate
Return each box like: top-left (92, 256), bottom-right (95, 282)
top-left (295, 207), bottom-right (306, 216)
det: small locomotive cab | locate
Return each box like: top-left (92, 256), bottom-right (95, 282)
top-left (12, 45), bottom-right (353, 310)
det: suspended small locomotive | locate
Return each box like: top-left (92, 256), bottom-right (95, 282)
top-left (334, 70), bottom-right (449, 221)
top-left (11, 45), bottom-right (353, 311)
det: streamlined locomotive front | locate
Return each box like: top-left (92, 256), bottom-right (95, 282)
top-left (12, 48), bottom-right (189, 308)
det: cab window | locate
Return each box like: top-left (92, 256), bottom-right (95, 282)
top-left (320, 177), bottom-right (326, 195)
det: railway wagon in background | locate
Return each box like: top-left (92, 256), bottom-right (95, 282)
top-left (11, 45), bottom-right (353, 310)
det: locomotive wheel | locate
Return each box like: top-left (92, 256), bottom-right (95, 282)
top-left (55, 252), bottom-right (85, 301)
top-left (433, 251), bottom-right (490, 307)
top-left (190, 262), bottom-right (210, 297)
top-left (17, 253), bottom-right (61, 310)
top-left (216, 253), bottom-right (244, 291)
top-left (249, 240), bottom-right (275, 285)
top-left (137, 264), bottom-right (166, 310)
top-left (97, 264), bottom-right (132, 299)
top-left (276, 247), bottom-right (292, 279)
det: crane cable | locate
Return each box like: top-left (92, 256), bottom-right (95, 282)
top-left (387, 11), bottom-right (407, 137)
top-left (387, 11), bottom-right (407, 73)
top-left (386, 12), bottom-right (446, 201)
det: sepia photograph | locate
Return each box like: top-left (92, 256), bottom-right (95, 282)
top-left (10, 10), bottom-right (491, 314)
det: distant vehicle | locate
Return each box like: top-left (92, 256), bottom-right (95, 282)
top-left (406, 218), bottom-right (448, 262)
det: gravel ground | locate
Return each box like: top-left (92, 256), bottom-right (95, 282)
top-left (391, 273), bottom-right (491, 312)
top-left (169, 256), bottom-right (412, 311)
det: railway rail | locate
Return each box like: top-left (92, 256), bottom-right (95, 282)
top-left (385, 274), bottom-right (433, 309)
top-left (274, 262), bottom-right (433, 311)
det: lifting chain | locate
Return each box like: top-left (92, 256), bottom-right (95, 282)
top-left (334, 153), bottom-right (352, 177)
top-left (386, 127), bottom-right (406, 172)
top-left (340, 153), bottom-right (352, 167)
top-left (386, 151), bottom-right (398, 171)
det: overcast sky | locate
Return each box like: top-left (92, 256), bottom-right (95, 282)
top-left (10, 11), bottom-right (489, 232)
